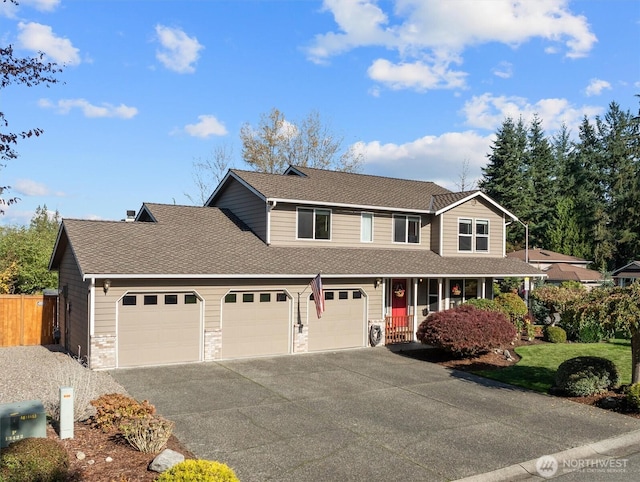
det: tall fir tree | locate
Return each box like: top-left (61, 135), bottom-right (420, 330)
top-left (479, 117), bottom-right (528, 248)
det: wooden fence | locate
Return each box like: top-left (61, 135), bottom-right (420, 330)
top-left (0, 294), bottom-right (57, 347)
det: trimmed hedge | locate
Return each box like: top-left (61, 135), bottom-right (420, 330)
top-left (543, 325), bottom-right (567, 343)
top-left (416, 305), bottom-right (516, 357)
top-left (554, 356), bottom-right (620, 397)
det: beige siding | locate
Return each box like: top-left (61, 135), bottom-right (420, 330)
top-left (93, 277), bottom-right (383, 336)
top-left (213, 178), bottom-right (267, 242)
top-left (439, 199), bottom-right (505, 257)
top-left (430, 215), bottom-right (442, 255)
top-left (58, 249), bottom-right (89, 357)
top-left (269, 203), bottom-right (432, 250)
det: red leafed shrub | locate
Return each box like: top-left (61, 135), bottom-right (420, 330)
top-left (416, 305), bottom-right (517, 357)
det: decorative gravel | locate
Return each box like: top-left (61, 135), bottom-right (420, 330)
top-left (0, 345), bottom-right (127, 420)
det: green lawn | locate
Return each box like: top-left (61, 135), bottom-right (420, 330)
top-left (474, 339), bottom-right (632, 393)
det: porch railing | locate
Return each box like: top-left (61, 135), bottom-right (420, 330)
top-left (385, 315), bottom-right (414, 344)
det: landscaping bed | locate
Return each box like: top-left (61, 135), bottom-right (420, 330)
top-left (407, 336), bottom-right (640, 419)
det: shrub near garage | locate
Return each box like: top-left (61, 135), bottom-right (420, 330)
top-left (494, 292), bottom-right (528, 332)
top-left (554, 356), bottom-right (620, 397)
top-left (156, 459), bottom-right (240, 482)
top-left (543, 325), bottom-right (567, 343)
top-left (416, 305), bottom-right (516, 357)
top-left (0, 437), bottom-right (70, 482)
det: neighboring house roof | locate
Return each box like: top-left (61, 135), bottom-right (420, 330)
top-left (507, 248), bottom-right (591, 265)
top-left (544, 263), bottom-right (603, 283)
top-left (207, 166), bottom-right (453, 213)
top-left (50, 203), bottom-right (542, 280)
top-left (612, 261), bottom-right (640, 278)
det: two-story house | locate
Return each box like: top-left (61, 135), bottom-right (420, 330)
top-left (49, 166), bottom-right (542, 369)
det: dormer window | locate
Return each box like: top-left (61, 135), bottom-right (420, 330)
top-left (393, 215), bottom-right (420, 244)
top-left (297, 208), bottom-right (331, 240)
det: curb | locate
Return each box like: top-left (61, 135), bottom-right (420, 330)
top-left (454, 429), bottom-right (640, 481)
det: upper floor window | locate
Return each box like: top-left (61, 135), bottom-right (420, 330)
top-left (361, 212), bottom-right (373, 242)
top-left (475, 220), bottom-right (489, 252)
top-left (297, 208), bottom-right (331, 240)
top-left (458, 218), bottom-right (489, 252)
top-left (393, 215), bottom-right (420, 244)
top-left (459, 218), bottom-right (472, 251)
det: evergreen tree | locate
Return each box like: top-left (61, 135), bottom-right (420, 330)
top-left (525, 115), bottom-right (557, 248)
top-left (479, 117), bottom-right (528, 248)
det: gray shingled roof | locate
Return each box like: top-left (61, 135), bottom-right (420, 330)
top-left (51, 204), bottom-right (543, 279)
top-left (224, 166), bottom-right (452, 211)
top-left (431, 191), bottom-right (479, 212)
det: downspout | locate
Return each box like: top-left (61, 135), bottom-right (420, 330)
top-left (88, 277), bottom-right (96, 366)
top-left (413, 278), bottom-right (418, 341)
top-left (266, 200), bottom-right (277, 245)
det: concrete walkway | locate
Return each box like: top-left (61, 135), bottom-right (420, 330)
top-left (111, 347), bottom-right (640, 481)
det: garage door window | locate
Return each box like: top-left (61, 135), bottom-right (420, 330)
top-left (144, 295), bottom-right (157, 305)
top-left (243, 293), bottom-right (254, 303)
top-left (260, 293), bottom-right (271, 302)
top-left (185, 294), bottom-right (197, 304)
top-left (352, 291), bottom-right (362, 299)
top-left (339, 291), bottom-right (348, 300)
top-left (225, 293), bottom-right (237, 303)
top-left (122, 295), bottom-right (136, 306)
top-left (165, 295), bottom-right (177, 305)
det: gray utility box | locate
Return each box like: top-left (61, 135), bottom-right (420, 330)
top-left (0, 400), bottom-right (46, 449)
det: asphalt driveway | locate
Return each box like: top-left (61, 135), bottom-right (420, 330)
top-left (111, 346), bottom-right (640, 481)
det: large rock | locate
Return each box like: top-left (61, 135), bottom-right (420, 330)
top-left (149, 448), bottom-right (185, 473)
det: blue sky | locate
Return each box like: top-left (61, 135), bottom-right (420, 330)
top-left (1, 0), bottom-right (638, 225)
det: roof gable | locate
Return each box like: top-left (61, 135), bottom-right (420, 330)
top-left (433, 190), bottom-right (518, 220)
top-left (208, 165), bottom-right (453, 213)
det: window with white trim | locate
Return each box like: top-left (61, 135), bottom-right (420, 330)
top-left (297, 208), bottom-right (331, 240)
top-left (475, 220), bottom-right (489, 252)
top-left (458, 218), bottom-right (472, 251)
top-left (458, 218), bottom-right (489, 252)
top-left (361, 212), bottom-right (373, 242)
top-left (393, 215), bottom-right (420, 244)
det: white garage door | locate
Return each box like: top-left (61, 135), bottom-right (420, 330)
top-left (221, 291), bottom-right (291, 359)
top-left (308, 289), bottom-right (366, 352)
top-left (118, 293), bottom-right (201, 368)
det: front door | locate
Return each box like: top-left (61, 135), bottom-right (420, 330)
top-left (391, 279), bottom-right (407, 318)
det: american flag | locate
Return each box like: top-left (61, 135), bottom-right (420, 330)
top-left (310, 273), bottom-right (324, 319)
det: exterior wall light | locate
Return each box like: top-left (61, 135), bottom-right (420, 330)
top-left (103, 279), bottom-right (111, 294)
top-left (375, 278), bottom-right (382, 288)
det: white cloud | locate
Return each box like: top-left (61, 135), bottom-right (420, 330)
top-left (492, 61), bottom-right (513, 79)
top-left (22, 0), bottom-right (60, 12)
top-left (308, 0), bottom-right (596, 92)
top-left (39, 98), bottom-right (138, 118)
top-left (183, 115), bottom-right (228, 138)
top-left (368, 58), bottom-right (467, 91)
top-left (17, 22), bottom-right (80, 65)
top-left (13, 179), bottom-right (64, 197)
top-left (155, 25), bottom-right (203, 74)
top-left (584, 78), bottom-right (612, 97)
top-left (461, 93), bottom-right (603, 133)
top-left (355, 130), bottom-right (493, 190)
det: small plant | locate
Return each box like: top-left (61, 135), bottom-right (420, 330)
top-left (156, 459), bottom-right (240, 482)
top-left (543, 325), bottom-right (567, 343)
top-left (0, 437), bottom-right (69, 482)
top-left (90, 393), bottom-right (155, 432)
top-left (416, 305), bottom-right (516, 357)
top-left (625, 383), bottom-right (640, 412)
top-left (119, 416), bottom-right (174, 454)
top-left (494, 292), bottom-right (528, 332)
top-left (554, 356), bottom-right (620, 397)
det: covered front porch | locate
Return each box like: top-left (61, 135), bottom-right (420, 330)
top-left (375, 276), bottom-right (496, 345)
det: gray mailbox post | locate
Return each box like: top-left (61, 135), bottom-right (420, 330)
top-left (0, 400), bottom-right (46, 448)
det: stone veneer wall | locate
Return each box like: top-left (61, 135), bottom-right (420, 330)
top-left (89, 334), bottom-right (116, 369)
top-left (204, 329), bottom-right (222, 361)
top-left (368, 319), bottom-right (386, 346)
top-left (293, 323), bottom-right (308, 353)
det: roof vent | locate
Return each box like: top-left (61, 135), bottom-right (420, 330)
top-left (125, 210), bottom-right (136, 222)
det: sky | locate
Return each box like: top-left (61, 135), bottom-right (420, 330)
top-left (1, 0), bottom-right (639, 226)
